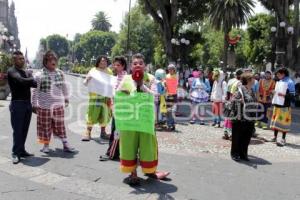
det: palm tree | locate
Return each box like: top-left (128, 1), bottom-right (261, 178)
top-left (91, 11), bottom-right (112, 32)
top-left (209, 0), bottom-right (254, 68)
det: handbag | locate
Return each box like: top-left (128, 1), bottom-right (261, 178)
top-left (223, 87), bottom-right (245, 118)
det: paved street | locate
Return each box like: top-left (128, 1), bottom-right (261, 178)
top-left (1, 75), bottom-right (300, 200)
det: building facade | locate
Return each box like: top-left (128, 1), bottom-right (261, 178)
top-left (0, 0), bottom-right (20, 50)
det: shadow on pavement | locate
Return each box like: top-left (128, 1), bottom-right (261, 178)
top-left (237, 155), bottom-right (272, 169)
top-left (41, 148), bottom-right (79, 159)
top-left (125, 177), bottom-right (177, 200)
top-left (22, 156), bottom-right (50, 167)
top-left (93, 138), bottom-right (109, 145)
top-left (285, 143), bottom-right (300, 150)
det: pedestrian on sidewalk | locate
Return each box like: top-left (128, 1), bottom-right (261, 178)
top-left (189, 69), bottom-right (211, 125)
top-left (7, 51), bottom-right (37, 164)
top-left (231, 72), bottom-right (257, 162)
top-left (81, 55), bottom-right (112, 141)
top-left (223, 69), bottom-right (243, 140)
top-left (165, 64), bottom-right (178, 131)
top-left (256, 70), bottom-right (275, 129)
top-left (99, 56), bottom-right (127, 161)
top-left (116, 53), bottom-right (169, 186)
top-left (32, 51), bottom-right (75, 154)
top-left (210, 69), bottom-right (227, 128)
top-left (270, 67), bottom-right (295, 147)
top-left (154, 68), bottom-right (167, 129)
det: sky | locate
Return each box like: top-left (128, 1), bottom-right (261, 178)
top-left (10, 0), bottom-right (266, 60)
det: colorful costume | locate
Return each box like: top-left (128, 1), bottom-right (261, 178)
top-left (258, 78), bottom-right (275, 124)
top-left (223, 78), bottom-right (240, 135)
top-left (32, 68), bottom-right (68, 145)
top-left (117, 73), bottom-right (158, 174)
top-left (85, 67), bottom-right (113, 127)
top-left (210, 70), bottom-right (227, 126)
top-left (270, 77), bottom-right (295, 133)
top-left (165, 73), bottom-right (178, 129)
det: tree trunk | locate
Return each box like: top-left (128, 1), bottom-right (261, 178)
top-left (223, 29), bottom-right (229, 70)
top-left (142, 0), bottom-right (177, 64)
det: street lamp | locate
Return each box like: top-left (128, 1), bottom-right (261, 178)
top-left (270, 21), bottom-right (294, 69)
top-left (171, 37), bottom-right (190, 69)
top-left (90, 56), bottom-right (96, 65)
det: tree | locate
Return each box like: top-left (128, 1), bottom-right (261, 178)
top-left (46, 34), bottom-right (70, 58)
top-left (139, 0), bottom-right (211, 63)
top-left (112, 5), bottom-right (157, 64)
top-left (259, 0), bottom-right (298, 68)
top-left (245, 14), bottom-right (276, 67)
top-left (77, 30), bottom-right (117, 62)
top-left (91, 11), bottom-right (112, 32)
top-left (209, 0), bottom-right (254, 68)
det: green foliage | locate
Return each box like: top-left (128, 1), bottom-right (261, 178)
top-left (245, 14), bottom-right (276, 66)
top-left (209, 0), bottom-right (255, 32)
top-left (91, 11), bottom-right (112, 32)
top-left (78, 30), bottom-right (117, 61)
top-left (198, 22), bottom-right (224, 67)
top-left (71, 65), bottom-right (92, 74)
top-left (0, 52), bottom-right (12, 73)
top-left (58, 56), bottom-right (68, 69)
top-left (112, 5), bottom-right (156, 63)
top-left (46, 34), bottom-right (70, 58)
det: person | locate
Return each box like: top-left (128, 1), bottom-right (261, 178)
top-left (165, 64), bottom-right (178, 131)
top-left (7, 51), bottom-right (37, 164)
top-left (154, 68), bottom-right (167, 129)
top-left (256, 71), bottom-right (275, 129)
top-left (32, 51), bottom-right (75, 153)
top-left (231, 72), bottom-right (257, 162)
top-left (117, 53), bottom-right (169, 185)
top-left (189, 69), bottom-right (211, 125)
top-left (81, 55), bottom-right (112, 141)
top-left (223, 69), bottom-right (243, 140)
top-left (294, 71), bottom-right (300, 94)
top-left (210, 69), bottom-right (227, 128)
top-left (270, 67), bottom-right (295, 146)
top-left (99, 56), bottom-right (127, 161)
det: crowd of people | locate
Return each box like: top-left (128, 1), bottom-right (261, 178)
top-left (6, 50), bottom-right (297, 185)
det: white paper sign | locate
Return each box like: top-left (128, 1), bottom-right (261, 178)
top-left (272, 82), bottom-right (288, 106)
top-left (87, 69), bottom-right (117, 98)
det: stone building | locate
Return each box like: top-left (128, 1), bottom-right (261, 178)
top-left (0, 0), bottom-right (20, 50)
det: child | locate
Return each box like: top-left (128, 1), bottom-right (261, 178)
top-left (154, 68), bottom-right (167, 129)
top-left (211, 69), bottom-right (227, 128)
top-left (32, 51), bottom-right (75, 153)
top-left (117, 53), bottom-right (169, 185)
top-left (165, 64), bottom-right (178, 131)
top-left (82, 55), bottom-right (112, 141)
top-left (190, 69), bottom-right (211, 124)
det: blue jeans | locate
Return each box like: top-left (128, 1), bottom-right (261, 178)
top-left (10, 100), bottom-right (32, 156)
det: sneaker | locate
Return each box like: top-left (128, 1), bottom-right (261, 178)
top-left (200, 121), bottom-right (205, 125)
top-left (63, 146), bottom-right (76, 153)
top-left (100, 132), bottom-right (110, 140)
top-left (277, 139), bottom-right (286, 147)
top-left (189, 120), bottom-right (196, 124)
top-left (211, 122), bottom-right (217, 127)
top-left (81, 135), bottom-right (91, 142)
top-left (270, 137), bottom-right (277, 143)
top-left (40, 146), bottom-right (50, 154)
top-left (81, 131), bottom-right (91, 141)
top-left (12, 154), bottom-right (20, 164)
top-left (214, 124), bottom-right (221, 128)
top-left (222, 133), bottom-right (230, 140)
